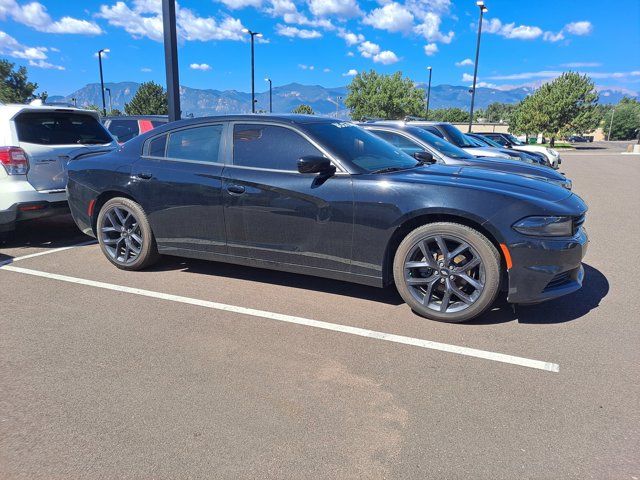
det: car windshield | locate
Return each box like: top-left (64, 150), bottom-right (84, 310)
top-left (439, 124), bottom-right (477, 148)
top-left (407, 128), bottom-right (474, 159)
top-left (505, 134), bottom-right (525, 145)
top-left (471, 134), bottom-right (504, 148)
top-left (305, 122), bottom-right (419, 173)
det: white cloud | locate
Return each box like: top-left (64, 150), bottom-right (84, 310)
top-left (98, 1), bottom-right (245, 42)
top-left (141, 67), bottom-right (152, 72)
top-left (543, 30), bottom-right (564, 42)
top-left (487, 70), bottom-right (639, 81)
top-left (342, 69), bottom-right (358, 76)
top-left (455, 58), bottom-right (473, 67)
top-left (475, 81), bottom-right (496, 88)
top-left (346, 51), bottom-right (354, 57)
top-left (363, 2), bottom-right (414, 33)
top-left (276, 24), bottom-right (322, 38)
top-left (307, 0), bottom-right (361, 19)
top-left (217, 0), bottom-right (263, 9)
top-left (358, 40), bottom-right (379, 58)
top-left (565, 21), bottom-right (592, 36)
top-left (323, 67), bottom-right (330, 72)
top-left (0, 0), bottom-right (102, 34)
top-left (0, 29), bottom-right (64, 69)
top-left (424, 43), bottom-right (438, 56)
top-left (462, 73), bottom-right (474, 82)
top-left (373, 50), bottom-right (399, 64)
top-left (414, 12), bottom-right (454, 43)
top-left (482, 17), bottom-right (542, 40)
top-left (298, 64), bottom-right (315, 70)
top-left (337, 29), bottom-right (364, 46)
top-left (560, 62), bottom-right (601, 68)
top-left (190, 63), bottom-right (212, 71)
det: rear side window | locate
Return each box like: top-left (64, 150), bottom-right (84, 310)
top-left (15, 112), bottom-right (113, 145)
top-left (165, 125), bottom-right (223, 162)
top-left (233, 124), bottom-right (321, 171)
top-left (107, 119), bottom-right (139, 143)
top-left (148, 134), bottom-right (167, 157)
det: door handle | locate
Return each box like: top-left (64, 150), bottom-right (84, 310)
top-left (136, 172), bottom-right (153, 180)
top-left (227, 184), bottom-right (246, 195)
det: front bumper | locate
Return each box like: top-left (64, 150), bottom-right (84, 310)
top-left (505, 227), bottom-right (588, 304)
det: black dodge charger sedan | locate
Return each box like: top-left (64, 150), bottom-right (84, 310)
top-left (67, 115), bottom-right (588, 323)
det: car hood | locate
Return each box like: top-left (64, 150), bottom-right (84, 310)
top-left (514, 145), bottom-right (556, 156)
top-left (463, 156), bottom-right (566, 181)
top-left (462, 146), bottom-right (511, 158)
top-left (385, 164), bottom-right (573, 203)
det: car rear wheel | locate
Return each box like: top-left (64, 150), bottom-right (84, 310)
top-left (393, 222), bottom-right (501, 323)
top-left (96, 197), bottom-right (159, 271)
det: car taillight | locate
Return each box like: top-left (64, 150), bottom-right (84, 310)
top-left (0, 146), bottom-right (29, 175)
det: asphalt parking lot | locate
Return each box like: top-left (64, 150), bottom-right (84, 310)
top-left (1, 141), bottom-right (639, 479)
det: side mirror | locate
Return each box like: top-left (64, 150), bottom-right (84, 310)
top-left (298, 155), bottom-right (334, 174)
top-left (413, 150), bottom-right (435, 164)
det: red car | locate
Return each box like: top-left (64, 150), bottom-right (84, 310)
top-left (103, 115), bottom-right (168, 144)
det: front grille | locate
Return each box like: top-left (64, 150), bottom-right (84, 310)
top-left (573, 213), bottom-right (586, 235)
top-left (544, 271), bottom-right (573, 291)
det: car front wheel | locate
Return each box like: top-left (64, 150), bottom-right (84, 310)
top-left (96, 197), bottom-right (159, 271)
top-left (393, 222), bottom-right (501, 323)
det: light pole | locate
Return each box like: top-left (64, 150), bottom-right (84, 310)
top-left (105, 87), bottom-right (112, 114)
top-left (336, 96), bottom-right (343, 118)
top-left (265, 77), bottom-right (272, 113)
top-left (242, 28), bottom-right (263, 113)
top-left (162, 0), bottom-right (181, 121)
top-left (97, 48), bottom-right (109, 116)
top-left (468, 0), bottom-right (488, 133)
top-left (607, 107), bottom-right (615, 141)
top-left (425, 66), bottom-right (433, 119)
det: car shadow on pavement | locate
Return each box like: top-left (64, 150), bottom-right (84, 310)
top-left (468, 264), bottom-right (609, 325)
top-left (150, 255), bottom-right (406, 306)
top-left (0, 215), bottom-right (87, 251)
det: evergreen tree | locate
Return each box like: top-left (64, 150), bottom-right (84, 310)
top-left (125, 82), bottom-right (168, 115)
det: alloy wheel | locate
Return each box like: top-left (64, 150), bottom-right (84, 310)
top-left (403, 235), bottom-right (485, 314)
top-left (99, 206), bottom-right (143, 265)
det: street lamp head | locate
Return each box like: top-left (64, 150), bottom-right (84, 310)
top-left (264, 77), bottom-right (270, 82)
top-left (255, 32), bottom-right (263, 38)
top-left (99, 48), bottom-right (110, 54)
top-left (427, 66), bottom-right (432, 70)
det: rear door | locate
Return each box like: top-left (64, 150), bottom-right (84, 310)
top-left (14, 110), bottom-right (115, 191)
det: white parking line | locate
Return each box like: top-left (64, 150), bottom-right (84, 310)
top-left (0, 240), bottom-right (97, 267)
top-left (0, 263), bottom-right (560, 373)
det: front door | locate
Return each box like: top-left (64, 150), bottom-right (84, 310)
top-left (132, 123), bottom-right (228, 255)
top-left (223, 123), bottom-right (354, 273)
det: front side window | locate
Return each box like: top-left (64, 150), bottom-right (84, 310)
top-left (15, 112), bottom-right (113, 145)
top-left (409, 129), bottom-right (473, 160)
top-left (370, 130), bottom-right (424, 156)
top-left (505, 134), bottom-right (525, 146)
top-left (233, 124), bottom-right (322, 171)
top-left (165, 124), bottom-right (223, 162)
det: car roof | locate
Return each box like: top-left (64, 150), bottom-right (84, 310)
top-left (150, 114), bottom-right (341, 130)
top-left (104, 115), bottom-right (169, 121)
top-left (360, 122), bottom-right (435, 137)
top-left (0, 104), bottom-right (101, 117)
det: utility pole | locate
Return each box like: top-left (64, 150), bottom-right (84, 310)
top-left (265, 77), bottom-right (272, 113)
top-left (97, 48), bottom-right (109, 116)
top-left (105, 87), bottom-right (112, 114)
top-left (468, 1), bottom-right (488, 133)
top-left (162, 0), bottom-right (181, 121)
top-left (426, 66), bottom-right (433, 119)
top-left (607, 107), bottom-right (615, 141)
top-left (243, 29), bottom-right (263, 113)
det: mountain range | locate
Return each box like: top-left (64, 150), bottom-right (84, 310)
top-left (48, 82), bottom-right (637, 117)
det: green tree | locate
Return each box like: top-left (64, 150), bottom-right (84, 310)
top-left (345, 70), bottom-right (425, 120)
top-left (125, 81), bottom-right (168, 115)
top-left (292, 104), bottom-right (314, 114)
top-left (428, 107), bottom-right (470, 123)
top-left (601, 97), bottom-right (640, 140)
top-left (108, 108), bottom-right (123, 116)
top-left (509, 72), bottom-right (599, 146)
top-left (84, 104), bottom-right (102, 113)
top-left (483, 102), bottom-right (516, 123)
top-left (0, 59), bottom-right (39, 103)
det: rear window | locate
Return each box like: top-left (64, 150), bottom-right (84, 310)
top-left (165, 125), bottom-right (223, 163)
top-left (107, 119), bottom-right (139, 143)
top-left (15, 112), bottom-right (113, 145)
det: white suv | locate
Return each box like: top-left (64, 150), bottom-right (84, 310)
top-left (0, 104), bottom-right (117, 234)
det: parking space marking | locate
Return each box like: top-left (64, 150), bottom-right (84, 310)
top-left (0, 240), bottom-right (97, 267)
top-left (0, 263), bottom-right (560, 373)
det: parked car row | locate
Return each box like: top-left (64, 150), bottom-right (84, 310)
top-left (64, 114), bottom-right (588, 324)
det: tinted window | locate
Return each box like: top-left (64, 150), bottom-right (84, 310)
top-left (485, 134), bottom-right (508, 146)
top-left (151, 120), bottom-right (166, 128)
top-left (15, 112), bottom-right (113, 145)
top-left (166, 125), bottom-right (223, 162)
top-left (148, 134), bottom-right (167, 157)
top-left (407, 128), bottom-right (474, 160)
top-left (304, 122), bottom-right (418, 173)
top-left (107, 119), bottom-right (139, 143)
top-left (371, 130), bottom-right (423, 156)
top-left (423, 126), bottom-right (445, 139)
top-left (439, 124), bottom-right (477, 148)
top-left (233, 124), bottom-right (321, 171)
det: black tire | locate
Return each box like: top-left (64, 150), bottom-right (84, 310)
top-left (96, 197), bottom-right (159, 271)
top-left (393, 222), bottom-right (501, 323)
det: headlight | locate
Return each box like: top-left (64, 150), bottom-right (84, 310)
top-left (513, 216), bottom-right (573, 237)
top-left (550, 178), bottom-right (572, 190)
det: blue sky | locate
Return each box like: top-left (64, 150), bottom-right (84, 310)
top-left (1, 0), bottom-right (639, 96)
